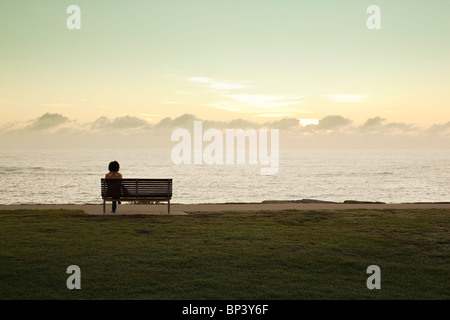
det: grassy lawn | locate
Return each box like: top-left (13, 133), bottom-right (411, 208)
top-left (0, 209), bottom-right (448, 299)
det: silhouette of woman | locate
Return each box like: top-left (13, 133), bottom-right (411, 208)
top-left (105, 161), bottom-right (122, 213)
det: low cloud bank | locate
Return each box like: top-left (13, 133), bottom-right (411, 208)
top-left (0, 113), bottom-right (448, 148)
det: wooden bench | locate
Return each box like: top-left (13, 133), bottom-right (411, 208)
top-left (101, 178), bottom-right (173, 214)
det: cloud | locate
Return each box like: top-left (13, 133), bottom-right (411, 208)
top-left (2, 112), bottom-right (450, 149)
top-left (147, 114), bottom-right (259, 131)
top-left (264, 118), bottom-right (300, 130)
top-left (327, 94), bottom-right (369, 103)
top-left (221, 118), bottom-right (260, 129)
top-left (189, 77), bottom-right (250, 90)
top-left (188, 77), bottom-right (212, 84)
top-left (91, 115), bottom-right (149, 130)
top-left (385, 122), bottom-right (417, 132)
top-left (357, 116), bottom-right (418, 133)
top-left (316, 115), bottom-right (352, 130)
top-left (359, 116), bottom-right (386, 131)
top-left (153, 114), bottom-right (198, 130)
top-left (0, 121), bottom-right (21, 132)
top-left (152, 114), bottom-right (301, 131)
top-left (140, 113), bottom-right (167, 121)
top-left (426, 121), bottom-right (450, 134)
top-left (209, 82), bottom-right (250, 90)
top-left (225, 94), bottom-right (303, 109)
top-left (25, 113), bottom-right (70, 131)
top-left (189, 76), bottom-right (304, 112)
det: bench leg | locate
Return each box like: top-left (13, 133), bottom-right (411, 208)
top-left (103, 200), bottom-right (105, 214)
top-left (168, 199), bottom-right (170, 214)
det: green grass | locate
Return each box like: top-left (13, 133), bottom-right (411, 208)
top-left (0, 209), bottom-right (448, 299)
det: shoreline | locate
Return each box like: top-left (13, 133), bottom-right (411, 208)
top-left (1, 201), bottom-right (450, 215)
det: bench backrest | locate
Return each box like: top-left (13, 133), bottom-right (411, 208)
top-left (101, 178), bottom-right (172, 200)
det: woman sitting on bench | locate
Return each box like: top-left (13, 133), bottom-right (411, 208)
top-left (105, 161), bottom-right (122, 213)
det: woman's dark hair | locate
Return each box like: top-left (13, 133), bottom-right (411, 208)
top-left (108, 161), bottom-right (120, 172)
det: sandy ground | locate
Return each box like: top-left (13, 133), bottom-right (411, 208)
top-left (1, 202), bottom-right (450, 215)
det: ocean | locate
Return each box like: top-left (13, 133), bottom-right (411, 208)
top-left (0, 148), bottom-right (449, 205)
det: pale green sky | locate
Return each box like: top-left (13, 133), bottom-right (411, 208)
top-left (1, 0), bottom-right (449, 128)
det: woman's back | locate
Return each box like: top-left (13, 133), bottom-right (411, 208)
top-left (105, 171), bottom-right (122, 179)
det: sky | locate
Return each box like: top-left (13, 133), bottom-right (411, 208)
top-left (0, 0), bottom-right (449, 148)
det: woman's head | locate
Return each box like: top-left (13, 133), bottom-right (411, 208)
top-left (108, 161), bottom-right (120, 172)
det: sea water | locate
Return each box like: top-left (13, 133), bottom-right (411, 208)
top-left (0, 148), bottom-right (448, 204)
